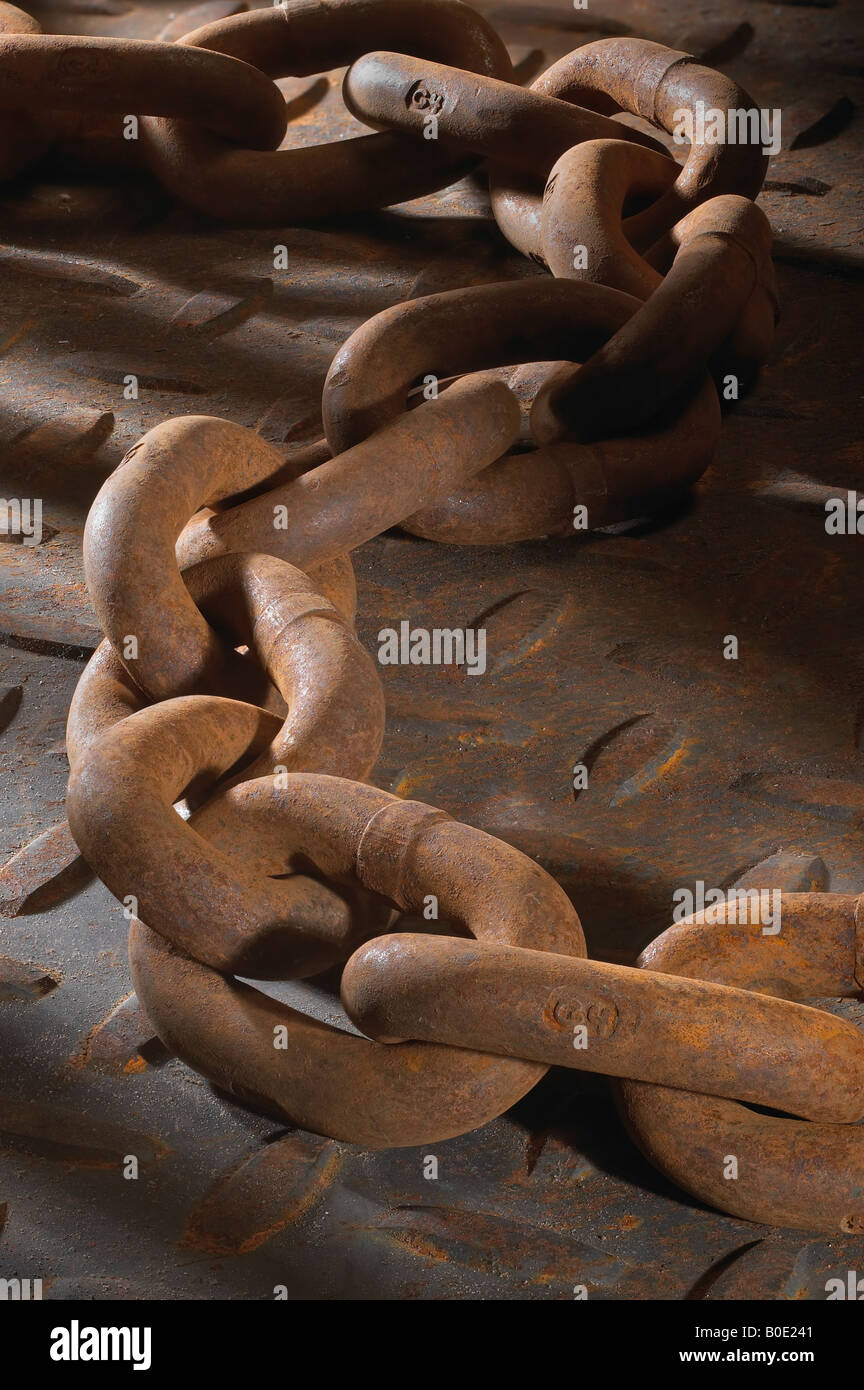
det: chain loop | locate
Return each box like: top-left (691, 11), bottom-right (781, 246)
top-left (341, 930), bottom-right (864, 1124)
top-left (0, 30), bottom-right (287, 150)
top-left (615, 897), bottom-right (864, 1233)
top-left (324, 278), bottom-right (724, 541)
top-left (490, 37), bottom-right (769, 261)
top-left (140, 0), bottom-right (513, 221)
top-left (128, 771), bottom-right (585, 1147)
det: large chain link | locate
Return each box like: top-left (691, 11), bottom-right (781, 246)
top-left (7, 0), bottom-right (848, 1233)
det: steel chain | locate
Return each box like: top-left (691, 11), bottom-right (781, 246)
top-left (4, 0), bottom-right (845, 1231)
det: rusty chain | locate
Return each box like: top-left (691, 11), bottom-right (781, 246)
top-left (0, 0), bottom-right (846, 1234)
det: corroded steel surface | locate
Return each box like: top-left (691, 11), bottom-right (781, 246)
top-left (616, 894), bottom-right (864, 1233)
top-left (489, 37), bottom-right (770, 259)
top-left (322, 279), bottom-right (727, 540)
top-left (128, 771), bottom-right (585, 1147)
top-left (341, 924), bottom-right (864, 1122)
top-left (0, 0), bottom-right (862, 1301)
top-left (141, 0), bottom-right (514, 221)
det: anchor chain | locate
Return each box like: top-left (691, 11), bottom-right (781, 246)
top-left (7, 0), bottom-right (846, 1233)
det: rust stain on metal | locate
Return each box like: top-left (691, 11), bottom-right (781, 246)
top-left (71, 991), bottom-right (166, 1074)
top-left (0, 820), bottom-right (82, 916)
top-left (371, 1205), bottom-right (633, 1288)
top-left (180, 1135), bottom-right (342, 1255)
top-left (0, 1096), bottom-right (169, 1168)
top-left (0, 956), bottom-right (59, 1000)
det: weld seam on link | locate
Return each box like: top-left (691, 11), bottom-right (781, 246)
top-left (355, 800), bottom-right (453, 905)
top-left (641, 51), bottom-right (692, 124)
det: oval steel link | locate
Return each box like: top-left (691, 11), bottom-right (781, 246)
top-left (83, 410), bottom-right (441, 702)
top-left (323, 279), bottom-right (721, 543)
top-left (140, 0), bottom-right (513, 222)
top-left (173, 373), bottom-right (520, 570)
top-left (128, 771), bottom-right (585, 1147)
top-left (539, 137), bottom-right (681, 294)
top-left (538, 143), bottom-right (778, 375)
top-left (324, 280), bottom-right (637, 451)
top-left (340, 932), bottom-right (864, 1124)
top-left (491, 37), bottom-right (769, 263)
top-left (615, 895), bottom-right (864, 1232)
top-left (66, 547), bottom-right (357, 770)
top-left (68, 552), bottom-right (383, 783)
top-left (67, 697), bottom-right (392, 979)
top-left (0, 31), bottom-right (287, 149)
top-left (404, 373), bottom-right (720, 543)
top-left (343, 49), bottom-right (671, 166)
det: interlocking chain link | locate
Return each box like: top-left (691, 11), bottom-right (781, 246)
top-left (10, 0), bottom-right (849, 1231)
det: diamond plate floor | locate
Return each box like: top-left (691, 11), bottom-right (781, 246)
top-left (0, 0), bottom-right (862, 1300)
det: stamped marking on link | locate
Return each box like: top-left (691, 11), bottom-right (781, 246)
top-left (54, 48), bottom-right (108, 84)
top-left (406, 79), bottom-right (445, 115)
top-left (543, 991), bottom-right (619, 1039)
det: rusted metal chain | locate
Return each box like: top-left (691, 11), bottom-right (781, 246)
top-left (342, 49), bottom-right (670, 168)
top-left (46, 0), bottom-right (859, 1235)
top-left (82, 412), bottom-right (383, 702)
top-left (68, 553), bottom-right (381, 779)
top-left (67, 698), bottom-right (393, 979)
top-left (337, 41), bottom-right (776, 544)
top-left (531, 196), bottom-right (777, 443)
top-left (340, 931), bottom-right (864, 1124)
top-left (539, 137), bottom-right (681, 293)
top-left (129, 771), bottom-right (585, 1147)
top-left (140, 0), bottom-right (514, 222)
top-left (322, 278), bottom-right (722, 542)
top-left (324, 280), bottom-right (637, 449)
top-left (614, 896), bottom-right (864, 1232)
top-left (402, 371), bottom-right (719, 544)
top-left (0, 31), bottom-right (288, 150)
top-left (489, 37), bottom-right (769, 263)
top-left (538, 144), bottom-right (778, 377)
top-left (174, 374), bottom-right (520, 569)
